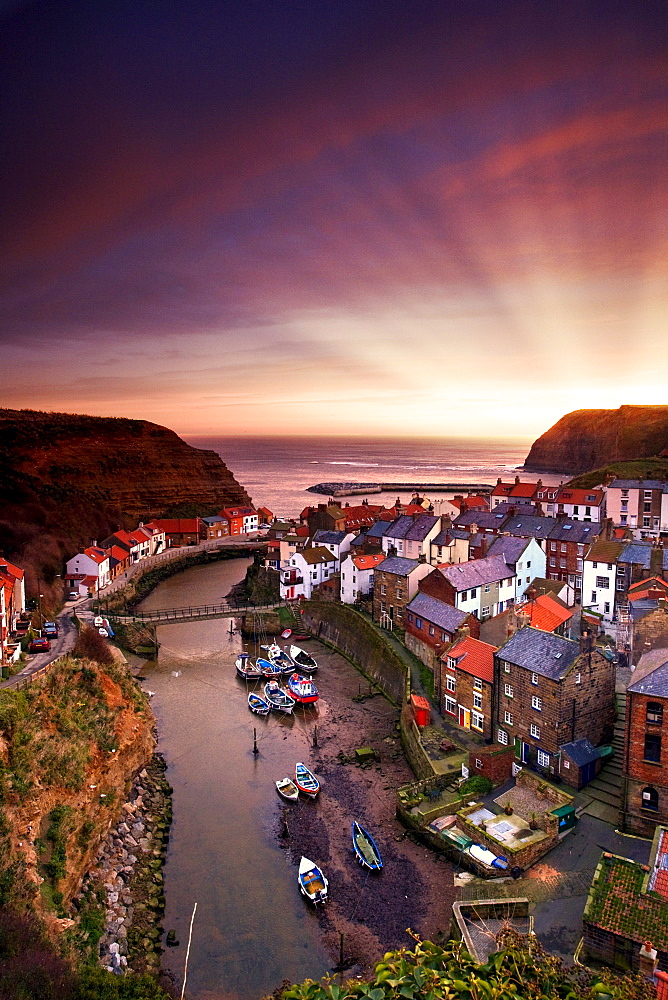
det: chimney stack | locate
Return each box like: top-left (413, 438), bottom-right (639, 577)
top-left (639, 942), bottom-right (658, 980)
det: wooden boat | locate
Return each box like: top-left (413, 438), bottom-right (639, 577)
top-left (289, 645), bottom-right (318, 674)
top-left (256, 657), bottom-right (283, 678)
top-left (263, 643), bottom-right (296, 675)
top-left (236, 653), bottom-right (264, 680)
top-left (287, 672), bottom-right (319, 704)
top-left (263, 681), bottom-right (296, 714)
top-left (294, 761), bottom-right (320, 797)
top-left (275, 777), bottom-right (299, 801)
top-left (351, 821), bottom-right (383, 871)
top-left (297, 856), bottom-right (328, 904)
top-left (248, 691), bottom-right (270, 716)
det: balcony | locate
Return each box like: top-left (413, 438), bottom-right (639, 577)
top-left (281, 572), bottom-right (304, 586)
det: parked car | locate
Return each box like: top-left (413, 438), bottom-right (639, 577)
top-left (29, 637), bottom-right (50, 653)
top-left (68, 590), bottom-right (79, 601)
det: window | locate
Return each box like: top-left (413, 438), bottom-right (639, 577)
top-left (445, 697), bottom-right (456, 715)
top-left (550, 542), bottom-right (557, 551)
top-left (428, 625), bottom-right (435, 636)
top-left (471, 711), bottom-right (484, 731)
top-left (604, 602), bottom-right (610, 614)
top-left (592, 561), bottom-right (598, 568)
top-left (473, 692), bottom-right (483, 710)
top-left (380, 601), bottom-right (387, 613)
top-left (380, 584), bottom-right (386, 596)
top-left (596, 576), bottom-right (609, 588)
top-left (642, 787), bottom-right (659, 811)
top-left (461, 590), bottom-right (467, 601)
top-left (549, 558), bottom-right (556, 568)
top-left (470, 588), bottom-right (477, 598)
top-left (473, 677), bottom-right (483, 691)
top-left (504, 711), bottom-right (513, 725)
top-left (396, 588), bottom-right (403, 599)
top-left (482, 606), bottom-right (491, 619)
top-left (532, 696), bottom-right (542, 711)
top-left (498, 729), bottom-right (508, 745)
top-left (446, 675), bottom-right (456, 692)
top-left (643, 516), bottom-right (651, 527)
top-left (530, 723), bottom-right (540, 738)
top-left (560, 544), bottom-right (567, 553)
top-left (560, 560), bottom-right (567, 569)
top-left (415, 617), bottom-right (422, 629)
top-left (504, 663), bottom-right (511, 674)
top-left (644, 733), bottom-right (661, 763)
top-left (537, 749), bottom-right (550, 768)
top-left (591, 591), bottom-right (597, 603)
top-left (406, 612), bottom-right (413, 623)
top-left (563, 760), bottom-right (570, 769)
top-left (504, 684), bottom-right (514, 698)
top-left (475, 758), bottom-right (483, 769)
top-left (576, 673), bottom-right (581, 684)
top-left (531, 672), bottom-right (538, 685)
top-left (647, 702), bottom-right (664, 725)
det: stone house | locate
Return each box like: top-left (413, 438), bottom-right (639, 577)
top-left (490, 477), bottom-right (542, 508)
top-left (621, 647), bottom-right (668, 836)
top-left (201, 515), bottom-right (230, 539)
top-left (544, 518), bottom-right (602, 603)
top-left (306, 503), bottom-right (347, 534)
top-left (404, 592), bottom-right (478, 672)
top-left (372, 556), bottom-right (432, 626)
top-left (494, 627), bottom-right (615, 777)
top-left (440, 634), bottom-right (496, 739)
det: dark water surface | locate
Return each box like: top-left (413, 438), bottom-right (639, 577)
top-left (138, 558), bottom-right (330, 1000)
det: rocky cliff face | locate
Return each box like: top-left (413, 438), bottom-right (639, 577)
top-left (0, 408), bottom-right (251, 598)
top-left (524, 405), bottom-right (668, 474)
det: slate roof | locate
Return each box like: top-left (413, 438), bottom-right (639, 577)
top-left (609, 479), bottom-right (668, 491)
top-left (486, 535), bottom-right (530, 565)
top-left (547, 519), bottom-right (602, 544)
top-left (313, 530), bottom-right (349, 544)
top-left (406, 514), bottom-right (439, 540)
top-left (492, 502), bottom-right (540, 515)
top-left (440, 554), bottom-right (513, 590)
top-left (500, 514), bottom-right (556, 541)
top-left (453, 510), bottom-right (508, 531)
top-left (560, 738), bottom-right (601, 767)
top-left (376, 556), bottom-right (421, 577)
top-left (619, 542), bottom-right (653, 569)
top-left (496, 626), bottom-right (581, 680)
top-left (627, 649), bottom-right (668, 697)
top-left (365, 521), bottom-right (388, 539)
top-left (406, 592), bottom-right (469, 632)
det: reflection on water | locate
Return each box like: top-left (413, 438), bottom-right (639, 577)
top-left (138, 558), bottom-right (330, 1000)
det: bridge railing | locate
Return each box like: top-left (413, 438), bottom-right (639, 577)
top-left (93, 599), bottom-right (286, 621)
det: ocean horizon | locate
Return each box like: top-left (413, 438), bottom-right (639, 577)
top-left (185, 434), bottom-right (566, 519)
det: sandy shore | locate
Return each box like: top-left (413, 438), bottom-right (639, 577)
top-left (279, 640), bottom-right (457, 979)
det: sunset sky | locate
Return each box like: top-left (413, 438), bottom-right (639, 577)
top-left (1, 0), bottom-right (666, 440)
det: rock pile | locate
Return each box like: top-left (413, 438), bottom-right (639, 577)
top-left (78, 753), bottom-right (172, 976)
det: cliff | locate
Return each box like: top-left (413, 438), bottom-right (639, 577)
top-left (524, 405), bottom-right (668, 475)
top-left (0, 408), bottom-right (251, 601)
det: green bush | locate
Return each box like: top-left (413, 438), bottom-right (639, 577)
top-left (460, 775), bottom-right (493, 796)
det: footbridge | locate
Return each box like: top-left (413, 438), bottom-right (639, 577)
top-left (93, 599), bottom-right (285, 626)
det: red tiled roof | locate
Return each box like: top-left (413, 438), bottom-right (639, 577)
top-left (510, 482), bottom-right (538, 498)
top-left (555, 486), bottom-right (604, 505)
top-left (654, 870), bottom-right (668, 900)
top-left (153, 518), bottom-right (201, 532)
top-left (443, 636), bottom-right (495, 684)
top-left (83, 547), bottom-right (108, 563)
top-left (0, 559), bottom-right (24, 580)
top-left (450, 496), bottom-right (488, 511)
top-left (515, 593), bottom-right (572, 632)
top-left (353, 554), bottom-right (385, 571)
top-left (108, 545), bottom-right (130, 562)
top-left (629, 576), bottom-right (668, 594)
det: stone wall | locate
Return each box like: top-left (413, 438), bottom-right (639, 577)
top-left (300, 602), bottom-right (407, 704)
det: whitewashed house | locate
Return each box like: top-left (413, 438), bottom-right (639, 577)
top-left (280, 546), bottom-right (338, 601)
top-left (340, 553), bottom-right (385, 604)
top-left (312, 529), bottom-right (356, 562)
top-left (65, 546), bottom-right (111, 594)
top-left (486, 535), bottom-right (546, 603)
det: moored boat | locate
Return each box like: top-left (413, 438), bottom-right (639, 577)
top-left (275, 777), bottom-right (299, 801)
top-left (263, 643), bottom-right (296, 675)
top-left (287, 672), bottom-right (319, 704)
top-left (264, 681), bottom-right (296, 714)
top-left (297, 856), bottom-right (328, 904)
top-left (289, 645), bottom-right (318, 674)
top-left (236, 653), bottom-right (264, 680)
top-left (248, 691), bottom-right (270, 716)
top-left (351, 821), bottom-right (383, 870)
top-left (294, 761), bottom-right (320, 797)
top-left (256, 657), bottom-right (283, 678)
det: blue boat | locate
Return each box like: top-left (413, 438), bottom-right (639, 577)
top-left (248, 691), bottom-right (270, 716)
top-left (351, 821), bottom-right (383, 870)
top-left (256, 657), bottom-right (283, 678)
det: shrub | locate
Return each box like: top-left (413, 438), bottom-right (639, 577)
top-left (460, 775), bottom-right (493, 796)
top-left (73, 627), bottom-right (114, 665)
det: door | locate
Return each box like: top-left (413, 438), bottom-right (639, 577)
top-left (458, 706), bottom-right (470, 729)
top-left (581, 760), bottom-right (597, 786)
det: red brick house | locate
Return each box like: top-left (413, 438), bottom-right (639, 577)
top-left (404, 592), bottom-right (478, 672)
top-left (441, 634), bottom-right (496, 739)
top-left (219, 506), bottom-right (258, 534)
top-left (621, 648), bottom-right (668, 836)
top-left (152, 518), bottom-right (203, 546)
top-left (307, 503), bottom-right (347, 535)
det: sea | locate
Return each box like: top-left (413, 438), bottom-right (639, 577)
top-left (185, 435), bottom-right (566, 519)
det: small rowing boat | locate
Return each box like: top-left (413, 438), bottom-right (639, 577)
top-left (248, 691), bottom-right (270, 716)
top-left (289, 645), bottom-right (318, 674)
top-left (256, 657), bottom-right (283, 678)
top-left (264, 681), bottom-right (296, 714)
top-left (275, 777), bottom-right (299, 801)
top-left (236, 653), bottom-right (264, 680)
top-left (263, 643), bottom-right (296, 675)
top-left (287, 672), bottom-right (319, 704)
top-left (352, 821), bottom-right (383, 870)
top-left (295, 761), bottom-right (320, 797)
top-left (298, 856), bottom-right (328, 904)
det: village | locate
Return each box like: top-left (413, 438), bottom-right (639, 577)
top-left (3, 475), bottom-right (668, 982)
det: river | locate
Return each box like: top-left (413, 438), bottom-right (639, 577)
top-left (137, 557), bottom-right (330, 1000)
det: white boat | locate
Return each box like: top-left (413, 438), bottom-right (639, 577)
top-left (275, 777), bottom-right (299, 801)
top-left (289, 645), bottom-right (318, 674)
top-left (263, 681), bottom-right (296, 714)
top-left (294, 761), bottom-right (320, 797)
top-left (297, 856), bottom-right (328, 904)
top-left (263, 643), bottom-right (296, 674)
top-left (236, 653), bottom-right (264, 680)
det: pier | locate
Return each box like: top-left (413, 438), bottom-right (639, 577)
top-left (307, 481), bottom-right (494, 497)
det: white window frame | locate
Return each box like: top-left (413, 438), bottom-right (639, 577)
top-left (471, 710), bottom-right (484, 731)
top-left (537, 749), bottom-right (550, 767)
top-left (504, 711), bottom-right (513, 725)
top-left (531, 672), bottom-right (538, 685)
top-left (504, 684), bottom-right (514, 698)
top-left (532, 696), bottom-right (542, 711)
top-left (497, 729), bottom-right (508, 745)
top-left (530, 723), bottom-right (540, 739)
